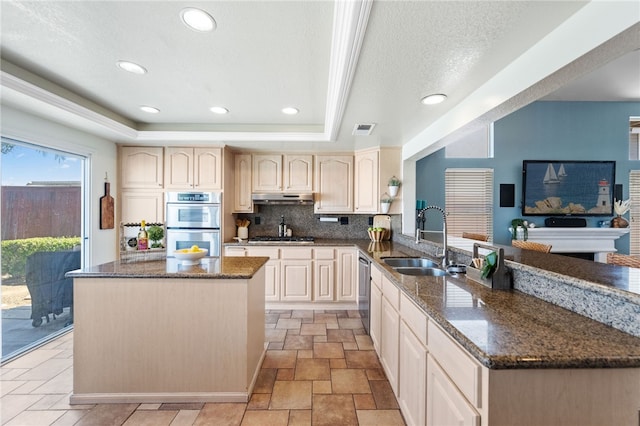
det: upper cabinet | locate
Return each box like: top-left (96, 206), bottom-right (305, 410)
top-left (165, 147), bottom-right (222, 190)
top-left (120, 147), bottom-right (164, 189)
top-left (354, 149), bottom-right (379, 214)
top-left (253, 154), bottom-right (313, 192)
top-left (315, 155), bottom-right (353, 213)
top-left (234, 154), bottom-right (253, 213)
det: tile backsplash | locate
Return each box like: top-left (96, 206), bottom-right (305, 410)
top-left (235, 205), bottom-right (400, 240)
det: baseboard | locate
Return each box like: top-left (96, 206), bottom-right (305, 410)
top-left (265, 301), bottom-right (358, 310)
top-left (70, 391), bottom-right (249, 405)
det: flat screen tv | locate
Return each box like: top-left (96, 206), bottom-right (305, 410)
top-left (521, 160), bottom-right (616, 216)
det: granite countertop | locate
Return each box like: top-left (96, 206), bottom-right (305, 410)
top-left (67, 256), bottom-right (269, 279)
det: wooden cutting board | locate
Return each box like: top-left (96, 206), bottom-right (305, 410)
top-left (100, 182), bottom-right (115, 229)
top-left (373, 215), bottom-right (391, 240)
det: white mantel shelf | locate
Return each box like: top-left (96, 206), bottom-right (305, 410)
top-left (526, 227), bottom-right (630, 262)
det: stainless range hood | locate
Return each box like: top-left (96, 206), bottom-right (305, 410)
top-left (252, 193), bottom-right (314, 205)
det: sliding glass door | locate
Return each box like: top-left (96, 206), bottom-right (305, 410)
top-left (1, 138), bottom-right (85, 363)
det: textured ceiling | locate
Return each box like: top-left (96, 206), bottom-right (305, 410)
top-left (1, 1), bottom-right (638, 154)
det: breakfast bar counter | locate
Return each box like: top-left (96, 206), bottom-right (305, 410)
top-left (67, 256), bottom-right (268, 405)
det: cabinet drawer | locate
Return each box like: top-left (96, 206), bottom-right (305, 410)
top-left (314, 248), bottom-right (335, 260)
top-left (381, 276), bottom-right (399, 311)
top-left (400, 294), bottom-right (427, 346)
top-left (281, 247), bottom-right (313, 260)
top-left (428, 321), bottom-right (482, 408)
top-left (246, 247), bottom-right (279, 259)
top-left (371, 263), bottom-right (383, 290)
top-left (225, 247), bottom-right (247, 257)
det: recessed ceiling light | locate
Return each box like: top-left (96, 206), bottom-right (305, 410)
top-left (282, 107), bottom-right (299, 115)
top-left (180, 8), bottom-right (216, 32)
top-left (210, 106), bottom-right (229, 114)
top-left (140, 106), bottom-right (160, 114)
top-left (116, 60), bottom-right (147, 75)
top-left (421, 94), bottom-right (447, 105)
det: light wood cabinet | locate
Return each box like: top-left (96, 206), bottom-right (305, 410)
top-left (314, 248), bottom-right (335, 301)
top-left (120, 146), bottom-right (164, 189)
top-left (165, 147), bottom-right (222, 190)
top-left (280, 247), bottom-right (313, 302)
top-left (336, 248), bottom-right (357, 301)
top-left (247, 246), bottom-right (280, 302)
top-left (370, 264), bottom-right (383, 353)
top-left (314, 155), bottom-right (353, 213)
top-left (253, 154), bottom-right (313, 192)
top-left (380, 275), bottom-right (400, 396)
top-left (233, 154), bottom-right (253, 213)
top-left (120, 190), bottom-right (164, 224)
top-left (427, 355), bottom-right (480, 426)
top-left (354, 149), bottom-right (379, 213)
top-left (399, 296), bottom-right (428, 426)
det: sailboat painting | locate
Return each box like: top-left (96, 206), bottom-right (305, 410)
top-left (543, 163), bottom-right (560, 184)
top-left (522, 160), bottom-right (616, 216)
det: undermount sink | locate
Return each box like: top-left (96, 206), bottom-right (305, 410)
top-left (383, 257), bottom-right (439, 268)
top-left (393, 267), bottom-right (448, 276)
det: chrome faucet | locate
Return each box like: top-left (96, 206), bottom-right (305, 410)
top-left (415, 205), bottom-right (448, 268)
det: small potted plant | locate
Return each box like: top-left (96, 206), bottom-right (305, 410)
top-left (147, 225), bottom-right (165, 249)
top-left (388, 176), bottom-right (401, 197)
top-left (509, 218), bottom-right (527, 240)
top-left (380, 193), bottom-right (393, 214)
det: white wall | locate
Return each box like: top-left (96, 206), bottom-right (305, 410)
top-left (1, 105), bottom-right (118, 266)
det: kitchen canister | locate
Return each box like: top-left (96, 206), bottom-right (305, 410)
top-left (238, 227), bottom-right (249, 240)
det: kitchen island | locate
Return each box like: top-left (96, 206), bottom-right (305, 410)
top-left (67, 256), bottom-right (268, 405)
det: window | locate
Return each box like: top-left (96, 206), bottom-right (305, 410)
top-left (445, 168), bottom-right (494, 240)
top-left (629, 170), bottom-right (640, 255)
top-left (629, 117), bottom-right (639, 160)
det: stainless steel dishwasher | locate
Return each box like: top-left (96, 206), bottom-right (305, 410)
top-left (358, 255), bottom-right (371, 334)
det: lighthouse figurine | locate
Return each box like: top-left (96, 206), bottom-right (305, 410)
top-left (596, 178), bottom-right (611, 210)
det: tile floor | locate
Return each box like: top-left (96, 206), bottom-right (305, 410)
top-left (1, 309), bottom-right (406, 425)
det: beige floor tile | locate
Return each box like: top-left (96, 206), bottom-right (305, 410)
top-left (353, 393), bottom-right (377, 410)
top-left (355, 334), bottom-right (375, 350)
top-left (253, 368), bottom-right (277, 393)
top-left (297, 350), bottom-right (313, 359)
top-left (75, 403), bottom-right (139, 426)
top-left (2, 349), bottom-right (63, 369)
top-left (29, 393), bottom-right (68, 410)
top-left (269, 381), bottom-right (312, 409)
top-left (365, 368), bottom-right (387, 381)
top-left (122, 409), bottom-right (177, 426)
top-left (313, 335), bottom-right (327, 343)
top-left (9, 380), bottom-right (45, 395)
top-left (331, 369), bottom-right (371, 394)
top-left (291, 310), bottom-right (314, 319)
top-left (241, 409), bottom-right (289, 426)
top-left (169, 410), bottom-right (200, 426)
top-left (0, 394), bottom-right (46, 424)
top-left (246, 393), bottom-right (271, 410)
top-left (1, 368), bottom-right (29, 380)
top-left (193, 403), bottom-right (246, 426)
top-left (288, 409), bottom-right (311, 426)
top-left (51, 409), bottom-right (91, 426)
top-left (330, 358), bottom-right (347, 369)
top-left (370, 380), bottom-right (400, 409)
top-left (312, 394), bottom-right (358, 426)
top-left (299, 323), bottom-right (326, 336)
top-left (265, 313), bottom-right (281, 324)
top-left (32, 365), bottom-right (73, 394)
top-left (343, 342), bottom-right (359, 350)
top-left (313, 313), bottom-right (338, 324)
top-left (286, 328), bottom-right (301, 336)
top-left (265, 323), bottom-right (276, 329)
top-left (265, 328), bottom-right (287, 342)
top-left (326, 329), bottom-right (356, 343)
top-left (312, 380), bottom-right (332, 394)
top-left (276, 368), bottom-right (295, 381)
top-left (13, 358), bottom-right (72, 381)
top-left (294, 358), bottom-right (330, 381)
top-left (48, 392), bottom-right (94, 410)
top-left (313, 342), bottom-right (344, 359)
top-left (1, 380), bottom-right (27, 396)
top-left (268, 342), bottom-right (285, 350)
top-left (345, 350), bottom-right (382, 369)
top-left (262, 350), bottom-right (297, 369)
top-left (4, 409), bottom-right (65, 426)
top-left (338, 318), bottom-right (364, 329)
top-left (138, 403), bottom-right (162, 410)
top-left (278, 312), bottom-right (293, 319)
top-left (356, 409), bottom-right (405, 425)
top-left (325, 323), bottom-right (340, 329)
top-left (160, 402), bottom-right (204, 411)
top-left (275, 318), bottom-right (301, 329)
top-left (283, 335), bottom-right (313, 350)
top-left (347, 310), bottom-right (362, 318)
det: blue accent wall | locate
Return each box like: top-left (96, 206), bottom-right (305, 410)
top-left (416, 101), bottom-right (640, 252)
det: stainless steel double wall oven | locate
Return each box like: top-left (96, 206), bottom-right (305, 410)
top-left (165, 191), bottom-right (221, 257)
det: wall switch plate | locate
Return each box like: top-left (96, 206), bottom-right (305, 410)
top-left (368, 217), bottom-right (374, 226)
top-left (254, 216), bottom-right (261, 225)
top-left (340, 217), bottom-right (348, 225)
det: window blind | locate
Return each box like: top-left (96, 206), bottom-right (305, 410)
top-left (629, 170), bottom-right (640, 255)
top-left (445, 168), bottom-right (494, 240)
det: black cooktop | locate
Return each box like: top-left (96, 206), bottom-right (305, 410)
top-left (249, 236), bottom-right (314, 243)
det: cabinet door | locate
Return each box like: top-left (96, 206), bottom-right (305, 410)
top-left (247, 247), bottom-right (280, 301)
top-left (337, 248), bottom-right (357, 301)
top-left (427, 355), bottom-right (480, 426)
top-left (399, 320), bottom-right (428, 426)
top-left (164, 147), bottom-right (193, 189)
top-left (234, 154), bottom-right (253, 213)
top-left (194, 147), bottom-right (222, 190)
top-left (284, 155), bottom-right (313, 192)
top-left (121, 147), bottom-right (164, 189)
top-left (354, 150), bottom-right (379, 213)
top-left (314, 259), bottom-right (335, 301)
top-left (314, 155), bottom-right (353, 213)
top-left (253, 154), bottom-right (282, 191)
top-left (121, 191), bottom-right (164, 224)
top-left (381, 295), bottom-right (400, 396)
top-left (370, 282), bottom-right (382, 354)
top-left (281, 260), bottom-right (312, 301)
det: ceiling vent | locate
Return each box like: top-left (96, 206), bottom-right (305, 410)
top-left (352, 123), bottom-right (376, 136)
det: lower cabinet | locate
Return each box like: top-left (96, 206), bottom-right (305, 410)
top-left (380, 276), bottom-right (400, 396)
top-left (314, 248), bottom-right (335, 301)
top-left (246, 247), bottom-right (280, 301)
top-left (426, 355), bottom-right (480, 426)
top-left (281, 260), bottom-right (313, 301)
top-left (369, 266), bottom-right (382, 353)
top-left (337, 248), bottom-right (357, 301)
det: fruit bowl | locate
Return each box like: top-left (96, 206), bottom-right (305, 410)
top-left (368, 229), bottom-right (387, 242)
top-left (173, 247), bottom-right (208, 265)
